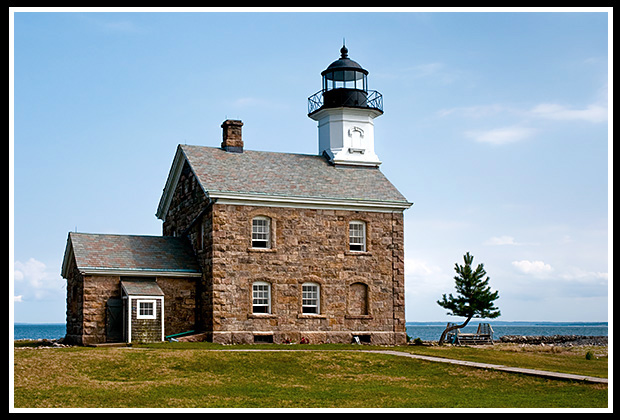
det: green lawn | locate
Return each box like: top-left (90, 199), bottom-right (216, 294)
top-left (403, 343), bottom-right (609, 378)
top-left (13, 343), bottom-right (608, 409)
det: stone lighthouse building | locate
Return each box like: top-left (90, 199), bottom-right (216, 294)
top-left (62, 45), bottom-right (412, 345)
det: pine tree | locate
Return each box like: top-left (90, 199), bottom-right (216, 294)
top-left (437, 252), bottom-right (500, 345)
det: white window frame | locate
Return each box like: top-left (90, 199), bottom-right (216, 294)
top-left (349, 221), bottom-right (366, 252)
top-left (252, 281), bottom-right (271, 314)
top-left (137, 299), bottom-right (157, 320)
top-left (302, 282), bottom-right (320, 314)
top-left (252, 216), bottom-right (271, 249)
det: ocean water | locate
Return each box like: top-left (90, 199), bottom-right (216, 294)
top-left (406, 322), bottom-right (608, 342)
top-left (14, 322), bottom-right (608, 342)
top-left (13, 323), bottom-right (66, 340)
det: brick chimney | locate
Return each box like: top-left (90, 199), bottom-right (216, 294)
top-left (221, 119), bottom-right (244, 153)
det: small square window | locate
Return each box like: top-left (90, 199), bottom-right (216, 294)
top-left (137, 300), bottom-right (156, 319)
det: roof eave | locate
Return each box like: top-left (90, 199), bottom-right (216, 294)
top-left (210, 191), bottom-right (413, 212)
top-left (156, 145), bottom-right (191, 221)
top-left (79, 267), bottom-right (203, 278)
top-left (60, 233), bottom-right (75, 279)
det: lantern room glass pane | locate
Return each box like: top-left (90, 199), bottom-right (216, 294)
top-left (323, 70), bottom-right (367, 91)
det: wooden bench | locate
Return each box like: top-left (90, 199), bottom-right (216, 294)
top-left (455, 323), bottom-right (494, 345)
top-left (455, 333), bottom-right (493, 345)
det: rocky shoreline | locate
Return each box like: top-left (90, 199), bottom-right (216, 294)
top-left (16, 335), bottom-right (608, 348)
top-left (498, 335), bottom-right (608, 346)
top-left (14, 338), bottom-right (72, 348)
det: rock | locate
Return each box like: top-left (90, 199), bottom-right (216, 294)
top-left (499, 335), bottom-right (607, 346)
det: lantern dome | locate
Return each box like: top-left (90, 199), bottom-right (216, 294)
top-left (308, 44), bottom-right (382, 116)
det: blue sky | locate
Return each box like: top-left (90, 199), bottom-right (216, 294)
top-left (10, 9), bottom-right (610, 324)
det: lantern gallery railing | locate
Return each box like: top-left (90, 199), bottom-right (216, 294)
top-left (307, 89), bottom-right (383, 115)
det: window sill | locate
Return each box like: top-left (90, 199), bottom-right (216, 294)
top-left (247, 247), bottom-right (277, 253)
top-left (345, 251), bottom-right (372, 256)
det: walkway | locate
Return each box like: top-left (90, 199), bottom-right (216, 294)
top-left (361, 350), bottom-right (608, 384)
top-left (218, 348), bottom-right (608, 384)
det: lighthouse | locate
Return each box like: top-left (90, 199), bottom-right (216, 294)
top-left (308, 44), bottom-right (383, 167)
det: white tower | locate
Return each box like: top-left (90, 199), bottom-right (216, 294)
top-left (308, 44), bottom-right (383, 167)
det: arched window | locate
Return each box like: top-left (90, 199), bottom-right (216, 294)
top-left (252, 216), bottom-right (271, 249)
top-left (348, 282), bottom-right (369, 316)
top-left (349, 220), bottom-right (366, 252)
top-left (302, 282), bottom-right (320, 314)
top-left (252, 281), bottom-right (271, 314)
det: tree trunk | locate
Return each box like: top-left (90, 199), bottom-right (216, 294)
top-left (438, 316), bottom-right (473, 345)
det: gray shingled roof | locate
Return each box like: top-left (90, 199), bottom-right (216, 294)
top-left (181, 145), bottom-right (410, 204)
top-left (62, 232), bottom-right (201, 277)
top-left (121, 278), bottom-right (165, 296)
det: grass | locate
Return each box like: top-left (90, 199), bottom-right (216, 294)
top-left (13, 342), bottom-right (608, 409)
top-left (403, 343), bottom-right (609, 379)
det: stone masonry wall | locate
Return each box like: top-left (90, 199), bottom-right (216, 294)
top-left (157, 276), bottom-right (197, 336)
top-left (64, 262), bottom-right (85, 345)
top-left (209, 204), bottom-right (406, 345)
top-left (162, 159), bottom-right (213, 334)
top-left (162, 160), bottom-right (209, 238)
top-left (81, 274), bottom-right (120, 346)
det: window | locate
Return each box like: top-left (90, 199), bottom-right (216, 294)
top-left (137, 300), bottom-right (156, 319)
top-left (252, 217), bottom-right (271, 249)
top-left (302, 283), bottom-right (320, 314)
top-left (349, 221), bottom-right (366, 252)
top-left (252, 281), bottom-right (271, 314)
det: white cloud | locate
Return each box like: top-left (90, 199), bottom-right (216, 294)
top-left (14, 258), bottom-right (48, 289)
top-left (405, 257), bottom-right (451, 296)
top-left (406, 258), bottom-right (442, 277)
top-left (530, 103), bottom-right (607, 123)
top-left (379, 62), bottom-right (461, 85)
top-left (485, 235), bottom-right (520, 246)
top-left (438, 104), bottom-right (506, 118)
top-left (77, 14), bottom-right (144, 34)
top-left (442, 101), bottom-right (607, 124)
top-left (512, 260), bottom-right (554, 277)
top-left (413, 218), bottom-right (472, 231)
top-left (410, 62), bottom-right (444, 78)
top-left (101, 20), bottom-right (142, 33)
top-left (443, 96), bottom-right (607, 148)
top-left (465, 126), bottom-right (534, 145)
top-left (14, 258), bottom-right (65, 301)
top-left (559, 267), bottom-right (608, 282)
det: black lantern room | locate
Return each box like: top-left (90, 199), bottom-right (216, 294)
top-left (308, 44), bottom-right (383, 115)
